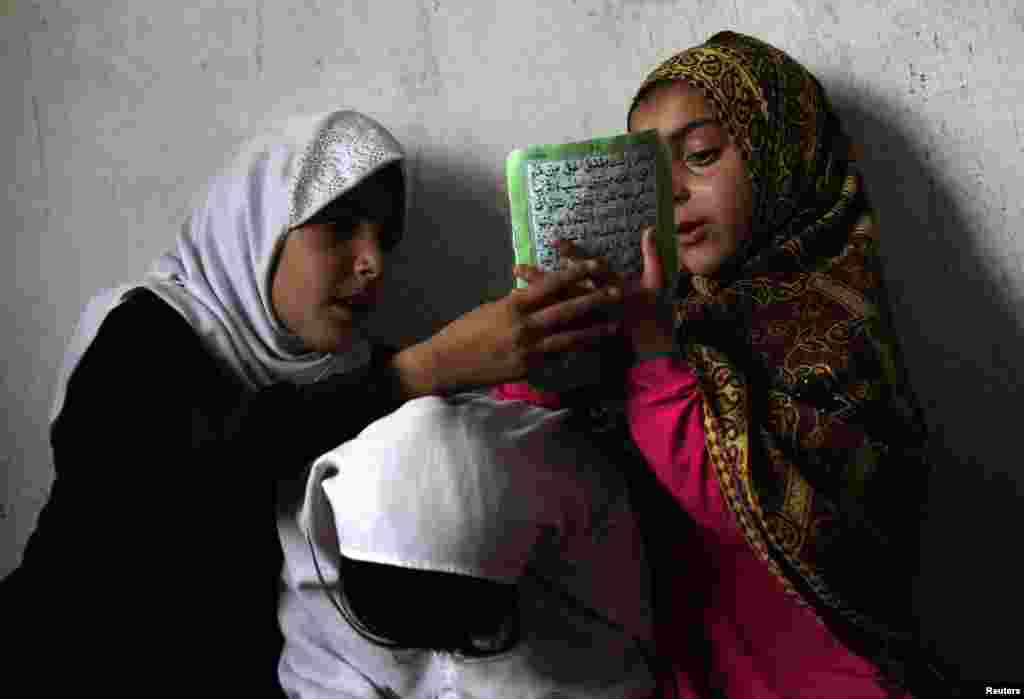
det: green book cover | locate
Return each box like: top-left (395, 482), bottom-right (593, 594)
top-left (505, 129), bottom-right (676, 392)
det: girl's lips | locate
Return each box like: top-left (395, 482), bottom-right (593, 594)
top-left (677, 224), bottom-right (708, 247)
top-left (333, 294), bottom-right (374, 315)
top-left (333, 288), bottom-right (378, 311)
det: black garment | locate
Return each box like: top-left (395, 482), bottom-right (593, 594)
top-left (1, 288), bottom-right (405, 696)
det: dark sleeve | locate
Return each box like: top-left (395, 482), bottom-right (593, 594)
top-left (70, 289), bottom-right (406, 475)
top-left (1, 289), bottom-right (406, 694)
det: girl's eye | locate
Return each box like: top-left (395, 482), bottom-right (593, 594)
top-left (685, 148), bottom-right (720, 169)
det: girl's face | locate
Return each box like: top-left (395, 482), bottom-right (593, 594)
top-left (629, 81), bottom-right (755, 277)
top-left (271, 219), bottom-right (386, 354)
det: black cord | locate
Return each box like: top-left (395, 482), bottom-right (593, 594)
top-left (306, 532), bottom-right (405, 649)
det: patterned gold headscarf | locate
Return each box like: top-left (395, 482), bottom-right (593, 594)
top-left (630, 31), bottom-right (860, 284)
top-left (629, 32), bottom-right (949, 694)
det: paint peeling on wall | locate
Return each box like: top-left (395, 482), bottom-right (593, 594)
top-left (396, 0), bottom-right (444, 102)
top-left (255, 5), bottom-right (264, 74)
top-left (30, 96), bottom-right (48, 188)
top-left (907, 61), bottom-right (926, 96)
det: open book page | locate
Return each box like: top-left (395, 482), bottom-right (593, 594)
top-left (507, 129), bottom-right (676, 290)
top-left (505, 130), bottom-right (675, 392)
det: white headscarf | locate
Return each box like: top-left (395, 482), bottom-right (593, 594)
top-left (50, 110), bottom-right (405, 425)
top-left (276, 393), bottom-right (657, 698)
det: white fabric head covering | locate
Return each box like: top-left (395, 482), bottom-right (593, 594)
top-left (300, 393), bottom-right (593, 583)
top-left (276, 393), bottom-right (657, 697)
top-left (50, 110), bottom-right (405, 424)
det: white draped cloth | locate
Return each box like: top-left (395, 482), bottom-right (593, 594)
top-left (277, 392), bottom-right (658, 698)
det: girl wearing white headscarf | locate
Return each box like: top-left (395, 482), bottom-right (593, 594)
top-left (2, 110), bottom-right (623, 696)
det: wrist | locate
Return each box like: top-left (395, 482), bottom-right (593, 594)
top-left (390, 342), bottom-right (444, 399)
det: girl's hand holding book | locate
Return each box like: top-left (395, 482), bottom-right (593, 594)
top-left (393, 261), bottom-right (622, 397)
top-left (517, 229), bottom-right (676, 358)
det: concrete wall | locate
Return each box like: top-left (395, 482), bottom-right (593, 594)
top-left (3, 0), bottom-right (1022, 682)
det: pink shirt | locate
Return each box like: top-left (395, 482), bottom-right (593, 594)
top-left (495, 356), bottom-right (908, 698)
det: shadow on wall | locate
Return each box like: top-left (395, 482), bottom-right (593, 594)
top-left (831, 84), bottom-right (1023, 684)
top-left (363, 141), bottom-right (515, 350)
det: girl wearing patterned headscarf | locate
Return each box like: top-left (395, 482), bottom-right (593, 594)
top-left (1, 110), bottom-right (623, 695)
top-left (510, 31), bottom-right (952, 698)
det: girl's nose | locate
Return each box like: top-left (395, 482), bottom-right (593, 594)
top-left (352, 230), bottom-right (383, 280)
top-left (671, 163), bottom-right (692, 204)
top-left (354, 248), bottom-right (381, 280)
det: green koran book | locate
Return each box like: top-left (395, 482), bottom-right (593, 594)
top-left (506, 129), bottom-right (676, 392)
